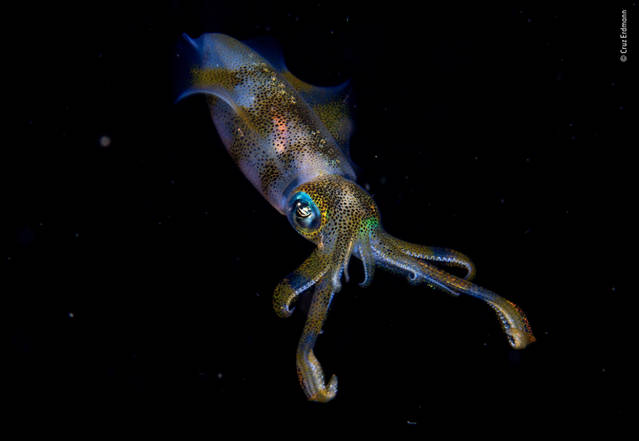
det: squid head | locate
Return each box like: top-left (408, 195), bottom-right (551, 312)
top-left (274, 175), bottom-right (535, 402)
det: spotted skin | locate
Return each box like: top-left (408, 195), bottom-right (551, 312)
top-left (176, 33), bottom-right (535, 403)
top-left (179, 33), bottom-right (354, 214)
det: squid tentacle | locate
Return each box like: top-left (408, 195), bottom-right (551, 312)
top-left (296, 277), bottom-right (338, 402)
top-left (338, 238), bottom-right (355, 285)
top-left (354, 229), bottom-right (376, 288)
top-left (273, 250), bottom-right (331, 318)
top-left (370, 232), bottom-right (535, 349)
top-left (377, 230), bottom-right (476, 281)
top-left (285, 231), bottom-right (354, 401)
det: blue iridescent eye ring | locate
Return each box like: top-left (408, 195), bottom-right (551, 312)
top-left (288, 192), bottom-right (320, 231)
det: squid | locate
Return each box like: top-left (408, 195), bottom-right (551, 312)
top-left (175, 33), bottom-right (535, 402)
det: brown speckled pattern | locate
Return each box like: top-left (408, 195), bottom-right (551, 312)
top-left (178, 33), bottom-right (535, 403)
top-left (187, 34), bottom-right (355, 213)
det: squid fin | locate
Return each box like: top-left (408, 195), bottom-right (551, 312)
top-left (173, 33), bottom-right (249, 111)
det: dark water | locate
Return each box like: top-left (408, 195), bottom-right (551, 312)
top-left (6, 0), bottom-right (631, 432)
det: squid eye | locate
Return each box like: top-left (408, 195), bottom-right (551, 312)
top-left (288, 192), bottom-right (321, 232)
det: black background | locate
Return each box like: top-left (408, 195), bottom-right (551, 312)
top-left (6, 0), bottom-right (632, 432)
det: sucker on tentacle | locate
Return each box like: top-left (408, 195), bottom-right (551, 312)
top-left (370, 232), bottom-right (535, 349)
top-left (175, 32), bottom-right (535, 403)
top-left (389, 235), bottom-right (477, 281)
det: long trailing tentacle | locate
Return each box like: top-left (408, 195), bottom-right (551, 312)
top-left (296, 277), bottom-right (338, 402)
top-left (277, 224), bottom-right (355, 402)
top-left (371, 231), bottom-right (535, 349)
top-left (294, 238), bottom-right (354, 402)
top-left (379, 231), bottom-right (476, 280)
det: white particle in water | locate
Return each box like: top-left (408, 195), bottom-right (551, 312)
top-left (99, 135), bottom-right (111, 147)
